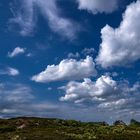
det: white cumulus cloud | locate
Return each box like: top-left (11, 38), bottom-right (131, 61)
top-left (59, 75), bottom-right (118, 103)
top-left (32, 56), bottom-right (97, 83)
top-left (77, 0), bottom-right (118, 14)
top-left (96, 0), bottom-right (140, 68)
top-left (59, 75), bottom-right (140, 112)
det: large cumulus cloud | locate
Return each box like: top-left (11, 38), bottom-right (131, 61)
top-left (32, 56), bottom-right (97, 83)
top-left (96, 0), bottom-right (140, 68)
top-left (59, 75), bottom-right (140, 113)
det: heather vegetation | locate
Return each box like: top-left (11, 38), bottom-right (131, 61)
top-left (0, 117), bottom-right (140, 140)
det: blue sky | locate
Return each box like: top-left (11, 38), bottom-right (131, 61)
top-left (0, 0), bottom-right (140, 123)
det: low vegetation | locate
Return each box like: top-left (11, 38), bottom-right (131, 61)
top-left (0, 117), bottom-right (140, 140)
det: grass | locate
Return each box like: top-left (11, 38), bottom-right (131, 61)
top-left (0, 117), bottom-right (140, 140)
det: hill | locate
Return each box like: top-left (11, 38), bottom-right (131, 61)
top-left (0, 117), bottom-right (140, 140)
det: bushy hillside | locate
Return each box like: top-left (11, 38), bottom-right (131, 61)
top-left (0, 117), bottom-right (140, 140)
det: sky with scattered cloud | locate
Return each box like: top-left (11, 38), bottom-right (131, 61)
top-left (0, 0), bottom-right (140, 123)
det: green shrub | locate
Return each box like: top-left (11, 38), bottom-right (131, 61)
top-left (0, 126), bottom-right (16, 133)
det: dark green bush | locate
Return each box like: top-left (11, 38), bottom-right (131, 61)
top-left (0, 126), bottom-right (16, 133)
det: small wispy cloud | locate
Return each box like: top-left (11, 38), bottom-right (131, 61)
top-left (81, 48), bottom-right (95, 57)
top-left (67, 52), bottom-right (80, 59)
top-left (8, 47), bottom-right (25, 58)
top-left (77, 0), bottom-right (118, 14)
top-left (0, 67), bottom-right (19, 76)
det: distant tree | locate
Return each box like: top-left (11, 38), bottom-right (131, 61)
top-left (130, 119), bottom-right (140, 126)
top-left (113, 120), bottom-right (126, 126)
